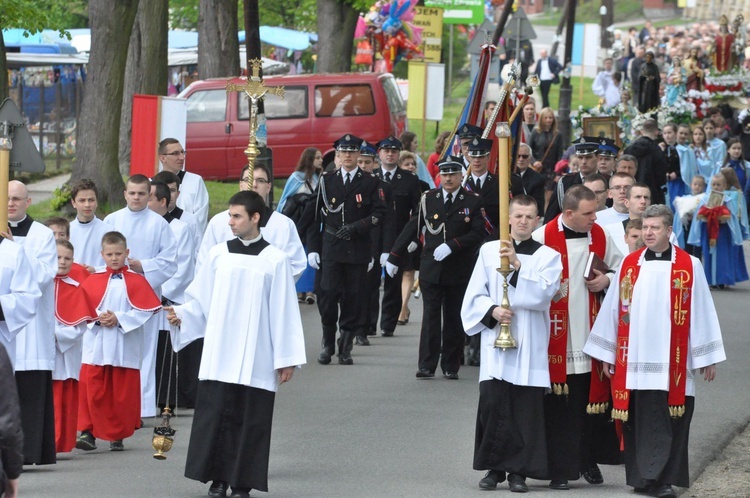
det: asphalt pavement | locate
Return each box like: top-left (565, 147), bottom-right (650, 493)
top-left (19, 252), bottom-right (750, 497)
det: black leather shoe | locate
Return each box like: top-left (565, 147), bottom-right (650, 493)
top-left (318, 349), bottom-right (332, 365)
top-left (478, 470), bottom-right (506, 489)
top-left (415, 368), bottom-right (434, 378)
top-left (508, 473), bottom-right (528, 493)
top-left (381, 329), bottom-right (394, 337)
top-left (655, 484), bottom-right (676, 498)
top-left (338, 354), bottom-right (353, 365)
top-left (208, 480), bottom-right (228, 497)
top-left (549, 479), bottom-right (569, 490)
top-left (582, 464), bottom-right (604, 484)
top-left (230, 487), bottom-right (251, 498)
top-left (354, 336), bottom-right (370, 346)
top-left (443, 371), bottom-right (459, 380)
top-left (75, 431), bottom-right (97, 451)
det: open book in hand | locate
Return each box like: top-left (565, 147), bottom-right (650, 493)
top-left (584, 252), bottom-right (609, 281)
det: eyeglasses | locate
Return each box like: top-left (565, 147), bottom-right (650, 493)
top-left (8, 196), bottom-right (28, 203)
top-left (517, 154), bottom-right (530, 159)
top-left (163, 150), bottom-right (187, 157)
top-left (254, 178), bottom-right (270, 184)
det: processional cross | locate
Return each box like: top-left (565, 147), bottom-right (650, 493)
top-left (226, 59), bottom-right (285, 186)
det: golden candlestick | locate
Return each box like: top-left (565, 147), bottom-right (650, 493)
top-left (493, 122), bottom-right (516, 350)
top-left (226, 59), bottom-right (285, 185)
top-left (0, 131), bottom-right (11, 232)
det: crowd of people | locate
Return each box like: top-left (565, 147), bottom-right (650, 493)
top-left (0, 79), bottom-right (745, 497)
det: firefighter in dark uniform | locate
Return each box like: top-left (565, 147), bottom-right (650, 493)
top-left (543, 136), bottom-right (600, 223)
top-left (458, 123), bottom-right (484, 170)
top-left (386, 157), bottom-right (486, 379)
top-left (357, 140), bottom-right (395, 345)
top-left (307, 134), bottom-right (388, 365)
top-left (374, 136), bottom-right (421, 337)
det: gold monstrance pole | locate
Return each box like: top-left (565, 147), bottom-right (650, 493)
top-left (0, 127), bottom-right (11, 231)
top-left (493, 121), bottom-right (516, 349)
top-left (226, 59), bottom-right (285, 185)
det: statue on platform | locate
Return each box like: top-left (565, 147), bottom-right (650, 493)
top-left (665, 56), bottom-right (687, 106)
top-left (683, 47), bottom-right (705, 91)
top-left (732, 14), bottom-right (746, 67)
top-left (638, 50), bottom-right (661, 113)
top-left (713, 15), bottom-right (735, 73)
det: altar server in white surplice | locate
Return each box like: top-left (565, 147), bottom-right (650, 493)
top-left (103, 175), bottom-right (177, 418)
top-left (197, 163), bottom-right (306, 280)
top-left (69, 179), bottom-right (114, 270)
top-left (584, 204), bottom-right (725, 498)
top-left (7, 180), bottom-right (58, 466)
top-left (167, 191), bottom-right (306, 497)
top-left (462, 195), bottom-right (563, 492)
top-left (0, 236), bottom-right (41, 368)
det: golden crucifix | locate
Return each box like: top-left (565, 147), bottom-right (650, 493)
top-left (226, 59), bottom-right (285, 185)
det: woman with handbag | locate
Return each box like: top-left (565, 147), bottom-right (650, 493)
top-left (277, 147), bottom-right (323, 303)
top-left (529, 107), bottom-right (564, 210)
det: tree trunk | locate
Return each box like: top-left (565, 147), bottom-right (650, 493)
top-left (71, 0), bottom-right (140, 207)
top-left (198, 0), bottom-right (240, 78)
top-left (119, 0), bottom-right (168, 175)
top-left (0, 32), bottom-right (8, 102)
top-left (316, 0), bottom-right (359, 73)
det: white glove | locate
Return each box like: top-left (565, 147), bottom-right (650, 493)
top-left (379, 253), bottom-right (389, 267)
top-left (367, 258), bottom-right (374, 272)
top-left (308, 252), bottom-right (320, 270)
top-left (385, 261), bottom-right (399, 278)
top-left (433, 243), bottom-right (452, 261)
top-left (407, 241), bottom-right (419, 253)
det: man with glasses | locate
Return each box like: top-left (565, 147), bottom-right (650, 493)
top-left (158, 138), bottom-right (210, 232)
top-left (543, 137), bottom-right (600, 223)
top-left (595, 172), bottom-right (634, 226)
top-left (516, 143), bottom-right (546, 213)
top-left (307, 135), bottom-right (387, 365)
top-left (198, 163), bottom-right (305, 279)
top-left (4, 180), bottom-right (57, 466)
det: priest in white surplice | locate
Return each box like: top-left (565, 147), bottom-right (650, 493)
top-left (104, 175), bottom-right (177, 417)
top-left (197, 163), bottom-right (306, 279)
top-left (69, 179), bottom-right (114, 270)
top-left (584, 205), bottom-right (725, 498)
top-left (167, 191), bottom-right (306, 498)
top-left (461, 196), bottom-right (563, 492)
top-left (158, 138), bottom-right (209, 233)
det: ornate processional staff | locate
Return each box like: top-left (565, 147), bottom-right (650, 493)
top-left (226, 59), bottom-right (285, 185)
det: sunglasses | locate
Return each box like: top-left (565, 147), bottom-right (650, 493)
top-left (517, 154), bottom-right (530, 159)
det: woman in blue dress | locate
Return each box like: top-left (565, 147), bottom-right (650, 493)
top-left (691, 126), bottom-right (716, 179)
top-left (276, 147), bottom-right (323, 303)
top-left (703, 118), bottom-right (727, 172)
top-left (720, 167), bottom-right (750, 282)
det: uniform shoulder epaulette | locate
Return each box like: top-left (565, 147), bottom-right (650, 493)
top-left (322, 170), bottom-right (336, 177)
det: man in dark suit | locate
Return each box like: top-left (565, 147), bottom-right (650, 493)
top-left (623, 118), bottom-right (667, 205)
top-left (386, 157), bottom-right (485, 380)
top-left (373, 136), bottom-right (421, 338)
top-left (543, 137), bottom-right (600, 224)
top-left (534, 49), bottom-right (563, 108)
top-left (516, 143), bottom-right (546, 213)
top-left (307, 134), bottom-right (388, 365)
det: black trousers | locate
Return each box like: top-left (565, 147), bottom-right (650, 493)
top-left (15, 370), bottom-right (56, 465)
top-left (364, 263), bottom-right (382, 334)
top-left (156, 330), bottom-right (201, 409)
top-left (539, 80), bottom-right (553, 108)
top-left (379, 270), bottom-right (403, 333)
top-left (623, 391), bottom-right (693, 489)
top-left (319, 260), bottom-right (367, 333)
top-left (418, 280), bottom-right (466, 374)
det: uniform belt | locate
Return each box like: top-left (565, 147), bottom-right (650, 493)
top-left (325, 225), bottom-right (339, 236)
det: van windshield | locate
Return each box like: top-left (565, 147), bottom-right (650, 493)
top-left (315, 85), bottom-right (375, 117)
top-left (186, 89), bottom-right (227, 122)
top-left (380, 76), bottom-right (406, 114)
top-left (238, 87), bottom-right (308, 120)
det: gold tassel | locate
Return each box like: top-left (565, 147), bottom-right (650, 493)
top-left (563, 383), bottom-right (569, 395)
top-left (611, 408), bottom-right (629, 422)
top-left (586, 402), bottom-right (612, 414)
top-left (552, 383), bottom-right (570, 396)
top-left (669, 405), bottom-right (686, 418)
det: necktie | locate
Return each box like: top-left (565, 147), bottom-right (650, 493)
top-left (475, 177), bottom-right (481, 191)
top-left (344, 173), bottom-right (351, 188)
top-left (445, 193), bottom-right (453, 211)
top-left (385, 171), bottom-right (392, 183)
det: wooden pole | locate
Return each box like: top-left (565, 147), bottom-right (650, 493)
top-left (0, 137), bottom-right (10, 231)
top-left (496, 123), bottom-right (510, 268)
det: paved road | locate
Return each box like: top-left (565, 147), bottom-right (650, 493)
top-left (20, 247), bottom-right (750, 497)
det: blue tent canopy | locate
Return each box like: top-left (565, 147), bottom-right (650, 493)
top-left (238, 26), bottom-right (317, 51)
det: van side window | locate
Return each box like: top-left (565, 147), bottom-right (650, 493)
top-left (186, 89), bottom-right (227, 122)
top-left (315, 85), bottom-right (375, 117)
top-left (381, 77), bottom-right (406, 114)
top-left (238, 87), bottom-right (308, 120)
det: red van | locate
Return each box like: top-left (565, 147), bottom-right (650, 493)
top-left (179, 72), bottom-right (407, 179)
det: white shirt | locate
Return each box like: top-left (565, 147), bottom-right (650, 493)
top-left (161, 216), bottom-right (195, 305)
top-left (595, 206), bottom-right (629, 227)
top-left (176, 170), bottom-right (210, 233)
top-left (70, 217), bottom-right (114, 268)
top-left (539, 59), bottom-right (553, 81)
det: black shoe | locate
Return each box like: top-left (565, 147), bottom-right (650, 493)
top-left (633, 486), bottom-right (656, 495)
top-left (230, 488), bottom-right (251, 498)
top-left (381, 329), bottom-right (394, 337)
top-left (581, 464), bottom-right (603, 484)
top-left (318, 349), bottom-right (332, 365)
top-left (367, 327), bottom-right (377, 336)
top-left (75, 431), bottom-right (97, 451)
top-left (443, 371), bottom-right (459, 380)
top-left (208, 480), bottom-right (228, 497)
top-left (508, 474), bottom-right (528, 493)
top-left (338, 354), bottom-right (353, 365)
top-left (415, 368), bottom-right (434, 378)
top-left (109, 439), bottom-right (124, 451)
top-left (354, 335), bottom-right (370, 346)
top-left (478, 470), bottom-right (506, 489)
top-left (549, 479), bottom-right (569, 490)
top-left (655, 484), bottom-right (676, 498)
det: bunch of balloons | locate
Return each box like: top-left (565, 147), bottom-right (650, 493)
top-left (356, 0), bottom-right (423, 72)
